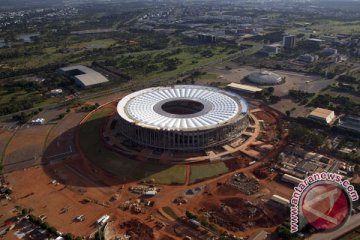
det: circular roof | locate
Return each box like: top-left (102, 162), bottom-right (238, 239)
top-left (117, 85), bottom-right (248, 131)
top-left (248, 70), bottom-right (282, 84)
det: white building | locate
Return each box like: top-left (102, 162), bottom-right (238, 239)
top-left (308, 108), bottom-right (336, 124)
top-left (58, 65), bottom-right (109, 88)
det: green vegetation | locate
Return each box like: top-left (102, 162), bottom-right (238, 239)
top-left (288, 90), bottom-right (315, 105)
top-left (332, 74), bottom-right (360, 93)
top-left (276, 219), bottom-right (303, 240)
top-left (309, 94), bottom-right (360, 116)
top-left (107, 45), bottom-right (237, 81)
top-left (255, 87), bottom-right (281, 104)
top-left (185, 210), bottom-right (198, 220)
top-left (288, 124), bottom-right (326, 147)
top-left (79, 107), bottom-right (186, 184)
top-left (162, 206), bottom-right (179, 220)
top-left (79, 103), bottom-right (100, 112)
top-left (190, 162), bottom-right (229, 183)
top-left (143, 165), bottom-right (186, 185)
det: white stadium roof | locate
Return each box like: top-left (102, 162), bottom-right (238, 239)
top-left (117, 85), bottom-right (248, 131)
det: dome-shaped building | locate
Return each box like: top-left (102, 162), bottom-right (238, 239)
top-left (247, 70), bottom-right (284, 85)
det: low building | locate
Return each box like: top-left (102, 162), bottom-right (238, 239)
top-left (58, 65), bottom-right (109, 88)
top-left (270, 194), bottom-right (290, 207)
top-left (307, 38), bottom-right (325, 44)
top-left (337, 115), bottom-right (360, 134)
top-left (321, 36), bottom-right (337, 43)
top-left (198, 34), bottom-right (216, 43)
top-left (298, 54), bottom-right (319, 63)
top-left (322, 48), bottom-right (338, 56)
top-left (259, 44), bottom-right (280, 56)
top-left (281, 174), bottom-right (302, 185)
top-left (308, 108), bottom-right (335, 124)
top-left (226, 82), bottom-right (262, 94)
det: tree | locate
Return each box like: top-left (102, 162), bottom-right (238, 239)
top-left (185, 211), bottom-right (198, 220)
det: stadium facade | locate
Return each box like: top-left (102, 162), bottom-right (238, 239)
top-left (116, 85), bottom-right (249, 151)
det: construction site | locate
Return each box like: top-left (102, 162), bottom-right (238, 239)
top-left (0, 85), bottom-right (291, 240)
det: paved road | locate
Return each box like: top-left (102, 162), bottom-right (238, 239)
top-left (308, 213), bottom-right (360, 240)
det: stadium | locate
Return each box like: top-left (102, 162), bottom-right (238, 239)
top-left (116, 85), bottom-right (250, 151)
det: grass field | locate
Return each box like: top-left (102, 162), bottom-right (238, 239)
top-left (0, 90), bottom-right (34, 105)
top-left (194, 73), bottom-right (218, 80)
top-left (68, 38), bottom-right (117, 49)
top-left (132, 46), bottom-right (238, 81)
top-left (190, 162), bottom-right (229, 183)
top-left (79, 107), bottom-right (186, 184)
top-left (162, 206), bottom-right (179, 220)
top-left (287, 20), bottom-right (360, 36)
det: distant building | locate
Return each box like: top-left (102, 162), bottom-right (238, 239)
top-left (49, 89), bottom-right (63, 96)
top-left (308, 108), bottom-right (336, 124)
top-left (329, 54), bottom-right (341, 63)
top-left (259, 44), bottom-right (280, 56)
top-left (337, 115), bottom-right (360, 134)
top-left (198, 34), bottom-right (216, 43)
top-left (283, 35), bottom-right (296, 49)
top-left (322, 48), bottom-right (338, 56)
top-left (298, 54), bottom-right (319, 63)
top-left (321, 36), bottom-right (337, 43)
top-left (58, 65), bottom-right (109, 88)
top-left (226, 82), bottom-right (262, 94)
top-left (281, 174), bottom-right (303, 185)
top-left (247, 70), bottom-right (284, 85)
top-left (307, 38), bottom-right (325, 48)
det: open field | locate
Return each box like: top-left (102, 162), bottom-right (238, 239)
top-left (189, 162), bottom-right (229, 184)
top-left (143, 165), bottom-right (186, 185)
top-left (287, 20), bottom-right (360, 36)
top-left (3, 165), bottom-right (120, 237)
top-left (132, 46), bottom-right (240, 81)
top-left (3, 124), bottom-right (52, 173)
top-left (79, 107), bottom-right (186, 184)
top-left (68, 38), bottom-right (117, 50)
